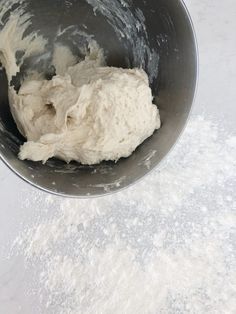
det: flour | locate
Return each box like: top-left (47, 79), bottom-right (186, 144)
top-left (14, 115), bottom-right (236, 314)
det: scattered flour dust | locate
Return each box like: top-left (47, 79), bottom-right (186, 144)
top-left (14, 115), bottom-right (236, 314)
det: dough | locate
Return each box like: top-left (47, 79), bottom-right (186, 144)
top-left (0, 14), bottom-right (161, 165)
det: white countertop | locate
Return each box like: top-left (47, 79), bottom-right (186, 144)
top-left (0, 0), bottom-right (235, 313)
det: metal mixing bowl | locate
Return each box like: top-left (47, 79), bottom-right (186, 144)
top-left (0, 0), bottom-right (198, 197)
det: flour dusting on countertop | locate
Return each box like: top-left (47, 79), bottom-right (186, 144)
top-left (13, 115), bottom-right (236, 314)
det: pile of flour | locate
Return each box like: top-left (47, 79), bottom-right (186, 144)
top-left (0, 7), bottom-right (160, 165)
top-left (14, 115), bottom-right (236, 314)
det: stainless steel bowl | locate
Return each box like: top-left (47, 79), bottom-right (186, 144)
top-left (0, 0), bottom-right (198, 197)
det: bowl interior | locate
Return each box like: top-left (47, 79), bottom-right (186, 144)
top-left (0, 0), bottom-right (197, 197)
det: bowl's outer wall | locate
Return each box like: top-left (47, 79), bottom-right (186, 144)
top-left (0, 0), bottom-right (198, 197)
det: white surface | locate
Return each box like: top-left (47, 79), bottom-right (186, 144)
top-left (0, 0), bottom-right (236, 313)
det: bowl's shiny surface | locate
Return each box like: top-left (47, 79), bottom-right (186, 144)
top-left (0, 0), bottom-right (198, 197)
